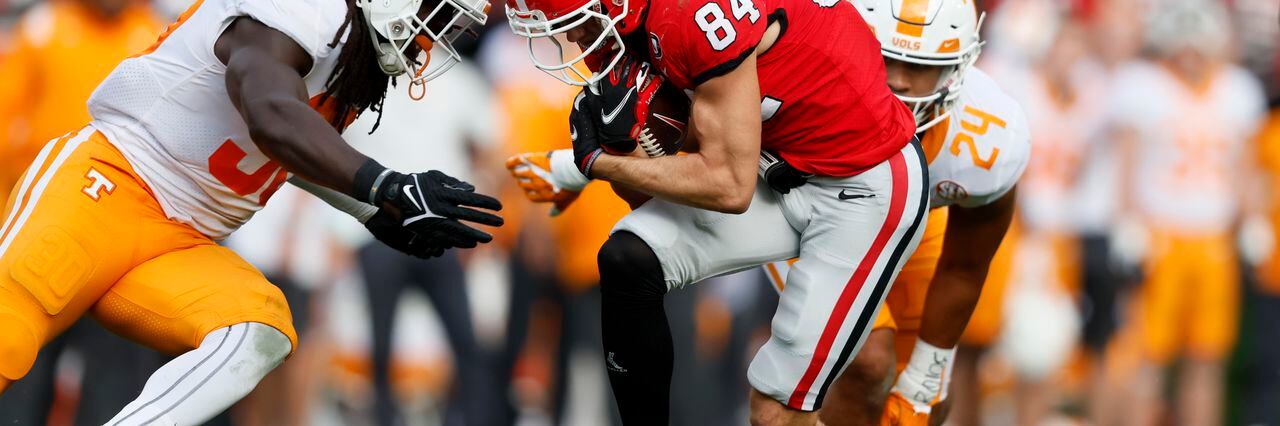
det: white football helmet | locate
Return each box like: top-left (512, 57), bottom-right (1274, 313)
top-left (856, 0), bottom-right (984, 132)
top-left (356, 0), bottom-right (489, 91)
top-left (1144, 0), bottom-right (1229, 58)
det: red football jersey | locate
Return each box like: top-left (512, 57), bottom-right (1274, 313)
top-left (641, 0), bottom-right (915, 176)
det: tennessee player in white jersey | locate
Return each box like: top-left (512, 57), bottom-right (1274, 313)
top-left (1111, 1), bottom-right (1265, 424)
top-left (763, 0), bottom-right (1029, 424)
top-left (0, 0), bottom-right (502, 422)
top-left (964, 17), bottom-right (1112, 425)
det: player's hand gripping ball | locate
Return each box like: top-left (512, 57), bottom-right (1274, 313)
top-left (571, 56), bottom-right (691, 177)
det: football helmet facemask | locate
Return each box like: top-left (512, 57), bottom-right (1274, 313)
top-left (356, 0), bottom-right (489, 94)
top-left (857, 0), bottom-right (984, 132)
top-left (506, 0), bottom-right (648, 85)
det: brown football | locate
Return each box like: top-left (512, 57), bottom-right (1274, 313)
top-left (636, 82), bottom-right (692, 157)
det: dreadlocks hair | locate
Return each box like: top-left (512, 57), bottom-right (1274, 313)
top-left (318, 0), bottom-right (391, 133)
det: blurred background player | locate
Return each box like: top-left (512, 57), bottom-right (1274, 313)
top-left (0, 0), bottom-right (158, 224)
top-left (0, 0), bottom-right (172, 424)
top-left (951, 1), bottom-right (1114, 424)
top-left (762, 0), bottom-right (1028, 424)
top-left (487, 45), bottom-right (632, 423)
top-left (342, 55), bottom-right (506, 426)
top-left (1247, 82), bottom-right (1280, 424)
top-left (1109, 0), bottom-right (1267, 425)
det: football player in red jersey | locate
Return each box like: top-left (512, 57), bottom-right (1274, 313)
top-left (504, 0), bottom-right (926, 423)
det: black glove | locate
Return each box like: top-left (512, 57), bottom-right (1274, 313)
top-left (354, 162), bottom-right (504, 249)
top-left (570, 89), bottom-right (606, 178)
top-left (363, 208), bottom-right (445, 258)
top-left (588, 57), bottom-right (670, 148)
top-left (759, 150), bottom-right (810, 194)
top-left (586, 57), bottom-right (656, 150)
top-left (572, 57), bottom-right (668, 177)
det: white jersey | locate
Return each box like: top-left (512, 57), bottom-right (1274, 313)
top-left (87, 0), bottom-right (349, 239)
top-left (922, 67), bottom-right (1030, 209)
top-left (1110, 62), bottom-right (1266, 233)
top-left (999, 61), bottom-right (1112, 233)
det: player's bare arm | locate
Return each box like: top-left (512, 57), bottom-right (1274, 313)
top-left (590, 53), bottom-right (762, 213)
top-left (219, 15), bottom-right (504, 255)
top-left (877, 188), bottom-right (1016, 423)
top-left (586, 22), bottom-right (780, 214)
top-left (918, 187), bottom-right (1017, 347)
top-left (219, 17), bottom-right (369, 196)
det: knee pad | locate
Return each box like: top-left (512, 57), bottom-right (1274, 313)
top-left (243, 322), bottom-right (292, 368)
top-left (0, 307), bottom-right (40, 381)
top-left (598, 232), bottom-right (666, 304)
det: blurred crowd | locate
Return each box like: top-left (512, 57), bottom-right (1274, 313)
top-left (0, 0), bottom-right (1277, 424)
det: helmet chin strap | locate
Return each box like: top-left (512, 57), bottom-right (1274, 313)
top-left (408, 35), bottom-right (434, 100)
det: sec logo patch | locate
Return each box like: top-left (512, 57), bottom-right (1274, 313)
top-left (935, 180), bottom-right (968, 202)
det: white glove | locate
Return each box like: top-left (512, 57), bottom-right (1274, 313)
top-left (1238, 214), bottom-right (1275, 266)
top-left (506, 150), bottom-right (590, 216)
top-left (1109, 216), bottom-right (1150, 269)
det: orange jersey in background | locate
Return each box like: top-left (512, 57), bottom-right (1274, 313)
top-left (1255, 109), bottom-right (1280, 295)
top-left (0, 0), bottom-right (161, 202)
top-left (494, 77), bottom-right (630, 291)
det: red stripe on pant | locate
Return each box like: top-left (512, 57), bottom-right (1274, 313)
top-left (786, 150), bottom-right (909, 410)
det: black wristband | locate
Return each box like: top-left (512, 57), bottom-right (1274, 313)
top-left (352, 159), bottom-right (392, 204)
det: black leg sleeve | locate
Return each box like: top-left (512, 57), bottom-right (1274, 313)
top-left (598, 232), bottom-right (672, 425)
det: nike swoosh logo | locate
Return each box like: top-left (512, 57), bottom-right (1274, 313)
top-left (601, 87), bottom-right (636, 125)
top-left (570, 124), bottom-right (578, 141)
top-left (838, 189), bottom-right (874, 200)
top-left (403, 184), bottom-right (423, 210)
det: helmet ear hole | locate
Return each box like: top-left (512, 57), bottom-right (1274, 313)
top-left (358, 0), bottom-right (487, 84)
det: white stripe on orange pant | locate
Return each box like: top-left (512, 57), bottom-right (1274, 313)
top-left (0, 129), bottom-right (92, 257)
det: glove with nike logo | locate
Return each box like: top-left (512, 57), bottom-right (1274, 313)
top-left (363, 208), bottom-right (446, 258)
top-left (507, 149), bottom-right (589, 216)
top-left (570, 89), bottom-right (606, 178)
top-left (571, 56), bottom-right (667, 177)
top-left (354, 161), bottom-right (504, 252)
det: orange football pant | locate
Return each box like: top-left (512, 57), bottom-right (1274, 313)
top-left (0, 127), bottom-right (296, 392)
top-left (1139, 231), bottom-right (1239, 364)
top-left (875, 208), bottom-right (1022, 369)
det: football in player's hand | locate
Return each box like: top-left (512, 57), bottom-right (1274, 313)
top-left (635, 81), bottom-right (691, 157)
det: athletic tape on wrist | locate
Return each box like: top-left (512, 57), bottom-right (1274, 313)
top-left (894, 338), bottom-right (957, 408)
top-left (550, 149), bottom-right (590, 192)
